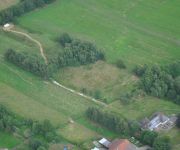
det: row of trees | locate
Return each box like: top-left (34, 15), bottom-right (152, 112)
top-left (5, 49), bottom-right (50, 78)
top-left (0, 105), bottom-right (59, 150)
top-left (86, 107), bottom-right (171, 150)
top-left (133, 62), bottom-right (180, 104)
top-left (0, 0), bottom-right (56, 24)
top-left (55, 33), bottom-right (105, 67)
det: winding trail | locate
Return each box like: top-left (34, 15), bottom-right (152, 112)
top-left (2, 26), bottom-right (107, 107)
top-left (52, 80), bottom-right (107, 107)
top-left (3, 27), bottom-right (48, 64)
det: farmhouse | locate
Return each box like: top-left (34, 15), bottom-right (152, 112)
top-left (109, 139), bottom-right (138, 150)
top-left (92, 138), bottom-right (143, 150)
top-left (141, 112), bottom-right (177, 131)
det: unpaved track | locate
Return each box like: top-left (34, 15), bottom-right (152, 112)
top-left (3, 27), bottom-right (48, 64)
top-left (2, 27), bottom-right (107, 107)
top-left (52, 80), bottom-right (107, 107)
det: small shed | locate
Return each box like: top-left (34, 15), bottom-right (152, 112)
top-left (99, 138), bottom-right (111, 148)
top-left (91, 147), bottom-right (100, 150)
top-left (3, 23), bottom-right (10, 28)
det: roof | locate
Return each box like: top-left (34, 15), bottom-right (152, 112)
top-left (109, 139), bottom-right (138, 150)
top-left (3, 23), bottom-right (10, 28)
top-left (99, 138), bottom-right (111, 148)
top-left (91, 147), bottom-right (99, 150)
top-left (148, 113), bottom-right (169, 130)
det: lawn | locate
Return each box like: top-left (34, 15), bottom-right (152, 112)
top-left (0, 131), bottom-right (20, 148)
top-left (0, 0), bottom-right (19, 10)
top-left (17, 0), bottom-right (180, 67)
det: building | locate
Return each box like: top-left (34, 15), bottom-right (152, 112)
top-left (91, 147), bottom-right (100, 150)
top-left (3, 23), bottom-right (10, 28)
top-left (109, 139), bottom-right (138, 150)
top-left (140, 112), bottom-right (176, 131)
top-left (99, 138), bottom-right (111, 148)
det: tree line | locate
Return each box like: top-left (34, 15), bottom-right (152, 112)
top-left (4, 32), bottom-right (105, 79)
top-left (0, 105), bottom-right (60, 150)
top-left (0, 0), bottom-right (56, 24)
top-left (86, 107), bottom-right (171, 150)
top-left (50, 33), bottom-right (105, 68)
top-left (5, 49), bottom-right (50, 79)
top-left (133, 62), bottom-right (180, 104)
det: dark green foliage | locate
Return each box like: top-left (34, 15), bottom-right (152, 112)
top-left (133, 65), bottom-right (147, 77)
top-left (139, 63), bottom-right (180, 104)
top-left (0, 105), bottom-right (19, 133)
top-left (120, 92), bottom-right (134, 105)
top-left (94, 90), bottom-right (101, 99)
top-left (153, 136), bottom-right (171, 150)
top-left (29, 138), bottom-right (47, 150)
top-left (32, 120), bottom-right (56, 142)
top-left (58, 33), bottom-right (72, 47)
top-left (116, 59), bottom-right (126, 69)
top-left (0, 0), bottom-right (56, 24)
top-left (0, 105), bottom-right (59, 149)
top-left (57, 33), bottom-right (105, 67)
top-left (4, 49), bottom-right (50, 79)
top-left (140, 130), bottom-right (158, 146)
top-left (176, 113), bottom-right (180, 128)
top-left (86, 107), bottom-right (134, 136)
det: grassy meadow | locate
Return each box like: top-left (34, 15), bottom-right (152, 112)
top-left (17, 0), bottom-right (180, 67)
top-left (0, 0), bottom-right (180, 149)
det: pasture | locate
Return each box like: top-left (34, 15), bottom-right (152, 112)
top-left (17, 0), bottom-right (180, 67)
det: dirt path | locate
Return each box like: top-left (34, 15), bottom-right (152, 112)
top-left (52, 80), bottom-right (107, 107)
top-left (3, 27), bottom-right (48, 64)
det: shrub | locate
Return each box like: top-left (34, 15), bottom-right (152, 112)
top-left (116, 59), bottom-right (126, 69)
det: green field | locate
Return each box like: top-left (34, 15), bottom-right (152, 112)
top-left (0, 0), bottom-right (180, 149)
top-left (17, 0), bottom-right (180, 67)
top-left (0, 131), bottom-right (20, 148)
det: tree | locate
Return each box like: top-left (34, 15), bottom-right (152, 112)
top-left (153, 136), bottom-right (171, 150)
top-left (29, 138), bottom-right (44, 150)
top-left (58, 33), bottom-right (72, 47)
top-left (116, 59), bottom-right (126, 69)
top-left (141, 130), bottom-right (158, 146)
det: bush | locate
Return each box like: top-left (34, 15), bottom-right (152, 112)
top-left (94, 90), bottom-right (101, 99)
top-left (116, 59), bottom-right (126, 69)
top-left (58, 33), bottom-right (72, 47)
top-left (133, 65), bottom-right (147, 77)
